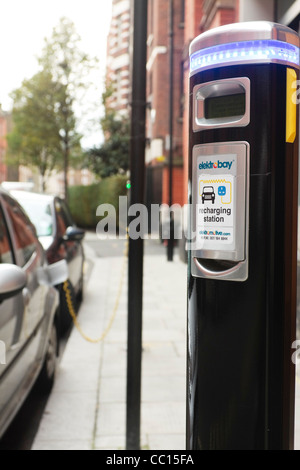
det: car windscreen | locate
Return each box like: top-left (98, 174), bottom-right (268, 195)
top-left (20, 199), bottom-right (53, 237)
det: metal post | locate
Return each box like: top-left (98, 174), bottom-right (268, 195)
top-left (126, 0), bottom-right (148, 451)
top-left (167, 0), bottom-right (174, 262)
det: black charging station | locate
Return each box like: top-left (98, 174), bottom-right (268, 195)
top-left (187, 22), bottom-right (300, 450)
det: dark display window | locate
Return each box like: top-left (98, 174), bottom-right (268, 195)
top-left (204, 93), bottom-right (246, 119)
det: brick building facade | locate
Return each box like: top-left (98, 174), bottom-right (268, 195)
top-left (105, 0), bottom-right (300, 213)
top-left (146, 0), bottom-right (185, 207)
top-left (182, 0), bottom-right (239, 204)
top-left (145, 0), bottom-right (240, 209)
top-left (106, 0), bottom-right (131, 117)
top-left (182, 0), bottom-right (300, 206)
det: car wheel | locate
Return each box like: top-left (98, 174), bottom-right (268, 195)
top-left (37, 320), bottom-right (58, 394)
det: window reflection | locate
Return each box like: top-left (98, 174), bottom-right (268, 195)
top-left (0, 208), bottom-right (13, 264)
top-left (3, 195), bottom-right (38, 267)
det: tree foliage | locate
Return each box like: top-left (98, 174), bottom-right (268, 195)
top-left (85, 83), bottom-right (130, 178)
top-left (7, 17), bottom-right (96, 195)
top-left (7, 70), bottom-right (64, 191)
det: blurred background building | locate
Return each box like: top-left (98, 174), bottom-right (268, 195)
top-left (106, 0), bottom-right (300, 221)
top-left (106, 0), bottom-right (132, 117)
top-left (2, 0), bottom-right (300, 199)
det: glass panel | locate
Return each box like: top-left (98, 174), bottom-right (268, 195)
top-left (3, 195), bottom-right (38, 267)
top-left (0, 206), bottom-right (13, 264)
top-left (19, 198), bottom-right (53, 237)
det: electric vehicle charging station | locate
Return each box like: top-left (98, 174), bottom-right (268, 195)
top-left (187, 22), bottom-right (300, 450)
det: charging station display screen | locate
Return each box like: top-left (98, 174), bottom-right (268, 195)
top-left (205, 93), bottom-right (246, 119)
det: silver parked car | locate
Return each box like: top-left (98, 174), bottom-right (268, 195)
top-left (0, 188), bottom-right (66, 439)
top-left (11, 190), bottom-right (85, 333)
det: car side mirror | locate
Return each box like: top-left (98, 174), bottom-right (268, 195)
top-left (0, 264), bottom-right (27, 302)
top-left (63, 226), bottom-right (85, 242)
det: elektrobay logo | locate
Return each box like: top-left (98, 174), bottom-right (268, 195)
top-left (199, 160), bottom-right (233, 170)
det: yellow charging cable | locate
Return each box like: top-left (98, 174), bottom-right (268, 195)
top-left (63, 237), bottom-right (128, 344)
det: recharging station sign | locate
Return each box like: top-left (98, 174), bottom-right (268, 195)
top-left (192, 142), bottom-right (248, 264)
top-left (197, 155), bottom-right (236, 248)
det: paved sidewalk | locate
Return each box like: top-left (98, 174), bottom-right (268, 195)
top-left (32, 231), bottom-right (300, 450)
top-left (32, 234), bottom-right (187, 450)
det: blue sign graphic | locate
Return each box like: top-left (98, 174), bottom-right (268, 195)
top-left (218, 186), bottom-right (226, 196)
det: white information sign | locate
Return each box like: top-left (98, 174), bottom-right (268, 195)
top-left (192, 142), bottom-right (248, 279)
top-left (195, 153), bottom-right (237, 252)
top-left (197, 173), bottom-right (234, 246)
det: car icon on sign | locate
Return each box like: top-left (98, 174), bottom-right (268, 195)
top-left (202, 186), bottom-right (215, 204)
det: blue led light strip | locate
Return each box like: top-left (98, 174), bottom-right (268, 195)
top-left (190, 40), bottom-right (300, 73)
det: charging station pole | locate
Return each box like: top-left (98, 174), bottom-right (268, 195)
top-left (187, 22), bottom-right (300, 450)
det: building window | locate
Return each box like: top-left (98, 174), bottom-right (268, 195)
top-left (180, 0), bottom-right (185, 26)
top-left (277, 0), bottom-right (297, 22)
top-left (149, 0), bottom-right (154, 34)
top-left (203, 0), bottom-right (217, 15)
top-left (179, 61), bottom-right (184, 119)
top-left (117, 15), bottom-right (122, 50)
top-left (115, 69), bottom-right (122, 107)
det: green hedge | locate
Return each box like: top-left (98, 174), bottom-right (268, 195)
top-left (68, 174), bottom-right (128, 228)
